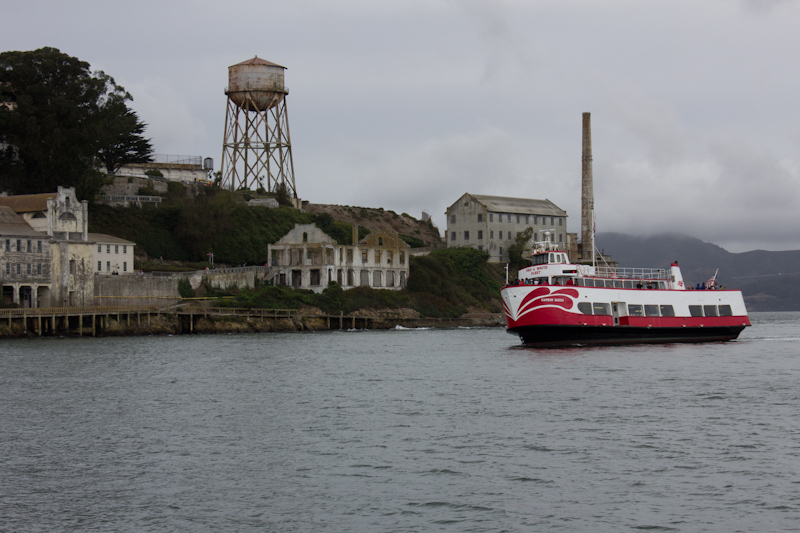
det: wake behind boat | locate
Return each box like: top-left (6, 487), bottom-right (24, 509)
top-left (500, 239), bottom-right (750, 347)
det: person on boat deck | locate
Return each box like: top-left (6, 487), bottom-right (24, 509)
top-left (636, 282), bottom-right (643, 289)
top-left (646, 282), bottom-right (654, 289)
top-left (566, 278), bottom-right (574, 285)
top-left (701, 282), bottom-right (706, 290)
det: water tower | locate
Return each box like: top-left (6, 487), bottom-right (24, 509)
top-left (220, 57), bottom-right (297, 199)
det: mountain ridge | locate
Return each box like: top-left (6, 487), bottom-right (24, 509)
top-left (596, 232), bottom-right (800, 311)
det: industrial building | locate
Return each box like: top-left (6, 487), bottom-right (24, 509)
top-left (445, 193), bottom-right (568, 262)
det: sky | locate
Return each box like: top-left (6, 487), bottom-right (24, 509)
top-left (3, 0), bottom-right (800, 253)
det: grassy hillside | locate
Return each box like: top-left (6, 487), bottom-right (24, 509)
top-left (89, 186), bottom-right (433, 265)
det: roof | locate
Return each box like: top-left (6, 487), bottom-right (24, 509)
top-left (465, 194), bottom-right (567, 217)
top-left (87, 233), bottom-right (136, 246)
top-left (232, 56), bottom-right (286, 69)
top-left (0, 206), bottom-right (49, 237)
top-left (0, 193), bottom-right (56, 214)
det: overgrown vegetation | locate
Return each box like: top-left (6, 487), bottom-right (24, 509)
top-left (89, 187), bottom-right (374, 265)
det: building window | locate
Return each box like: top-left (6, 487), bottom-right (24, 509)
top-left (106, 261), bottom-right (110, 272)
top-left (123, 262), bottom-right (127, 272)
top-left (399, 252), bottom-right (405, 263)
top-left (559, 217), bottom-right (563, 226)
top-left (526, 215), bottom-right (530, 224)
top-left (107, 245), bottom-right (110, 253)
top-left (516, 215), bottom-right (520, 224)
top-left (490, 230), bottom-right (494, 239)
top-left (98, 245), bottom-right (102, 253)
top-left (450, 214), bottom-right (456, 223)
top-left (464, 231), bottom-right (470, 240)
top-left (533, 216), bottom-right (538, 225)
top-left (27, 263), bottom-right (31, 275)
top-left (499, 231), bottom-right (503, 239)
top-left (16, 264), bottom-right (21, 275)
top-left (27, 240), bottom-right (31, 252)
top-left (37, 241), bottom-right (42, 253)
top-left (5, 263), bottom-right (9, 274)
top-left (16, 239), bottom-right (21, 251)
top-left (362, 251), bottom-right (368, 263)
top-left (375, 250), bottom-right (382, 263)
top-left (123, 245), bottom-right (127, 253)
top-left (489, 213), bottom-right (493, 222)
top-left (69, 260), bottom-right (75, 275)
top-left (478, 230), bottom-right (483, 239)
top-left (37, 264), bottom-right (41, 275)
top-left (478, 245), bottom-right (483, 250)
top-left (477, 213), bottom-right (483, 222)
top-left (534, 232), bottom-right (538, 241)
top-left (451, 232), bottom-right (456, 241)
top-left (507, 214), bottom-right (511, 222)
top-left (559, 234), bottom-right (563, 243)
top-left (499, 247), bottom-right (503, 256)
top-left (551, 217), bottom-right (554, 225)
top-left (98, 261), bottom-right (102, 271)
top-left (5, 240), bottom-right (9, 252)
top-left (115, 245), bottom-right (119, 254)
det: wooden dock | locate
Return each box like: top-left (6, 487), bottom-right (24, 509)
top-left (0, 305), bottom-right (502, 337)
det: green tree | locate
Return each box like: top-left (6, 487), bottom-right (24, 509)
top-left (0, 47), bottom-right (151, 198)
top-left (96, 95), bottom-right (153, 174)
top-left (507, 227), bottom-right (534, 274)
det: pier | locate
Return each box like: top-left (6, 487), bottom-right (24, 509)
top-left (0, 305), bottom-right (502, 337)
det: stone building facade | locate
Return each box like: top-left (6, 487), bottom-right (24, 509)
top-left (0, 187), bottom-right (137, 307)
top-left (445, 193), bottom-right (568, 262)
top-left (268, 224), bottom-right (410, 293)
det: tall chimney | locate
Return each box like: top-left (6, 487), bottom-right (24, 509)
top-left (581, 112), bottom-right (594, 260)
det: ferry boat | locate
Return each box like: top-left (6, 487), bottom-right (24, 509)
top-left (500, 239), bottom-right (750, 346)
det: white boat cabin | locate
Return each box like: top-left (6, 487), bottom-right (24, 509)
top-left (513, 240), bottom-right (687, 291)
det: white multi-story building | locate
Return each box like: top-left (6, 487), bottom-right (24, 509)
top-left (268, 224), bottom-right (410, 293)
top-left (446, 193), bottom-right (568, 262)
top-left (0, 186), bottom-right (138, 306)
top-left (89, 234), bottom-right (136, 275)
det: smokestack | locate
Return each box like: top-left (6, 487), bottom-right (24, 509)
top-left (581, 112), bottom-right (594, 260)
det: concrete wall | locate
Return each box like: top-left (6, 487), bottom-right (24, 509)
top-left (94, 274), bottom-right (181, 307)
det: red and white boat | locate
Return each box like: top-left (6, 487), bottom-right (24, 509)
top-left (500, 240), bottom-right (750, 346)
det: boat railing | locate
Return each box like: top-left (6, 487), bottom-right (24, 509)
top-left (593, 266), bottom-right (670, 280)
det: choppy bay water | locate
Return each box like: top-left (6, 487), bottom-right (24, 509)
top-left (1, 312), bottom-right (799, 532)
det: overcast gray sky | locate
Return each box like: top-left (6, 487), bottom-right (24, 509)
top-left (3, 0), bottom-right (799, 252)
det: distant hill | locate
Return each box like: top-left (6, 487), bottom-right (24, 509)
top-left (596, 232), bottom-right (800, 312)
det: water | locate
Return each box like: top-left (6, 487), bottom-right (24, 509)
top-left (1, 313), bottom-right (799, 532)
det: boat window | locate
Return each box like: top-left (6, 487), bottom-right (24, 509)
top-left (660, 305), bottom-right (675, 317)
top-left (575, 278), bottom-right (585, 287)
top-left (604, 280), bottom-right (615, 288)
top-left (592, 303), bottom-right (611, 316)
top-left (549, 253), bottom-right (555, 263)
top-left (645, 304), bottom-right (660, 317)
top-left (628, 304), bottom-right (644, 317)
top-left (689, 305), bottom-right (704, 317)
top-left (704, 305), bottom-right (718, 317)
top-left (623, 280), bottom-right (634, 289)
top-left (578, 302), bottom-right (593, 315)
top-left (719, 305), bottom-right (733, 316)
top-left (613, 280), bottom-right (623, 288)
top-left (657, 281), bottom-right (666, 289)
top-left (582, 279), bottom-right (593, 287)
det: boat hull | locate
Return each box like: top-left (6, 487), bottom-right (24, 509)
top-left (508, 324), bottom-right (747, 347)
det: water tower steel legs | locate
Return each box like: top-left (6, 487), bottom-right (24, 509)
top-left (221, 93), bottom-right (297, 197)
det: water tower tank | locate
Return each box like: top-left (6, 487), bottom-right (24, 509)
top-left (226, 56), bottom-right (287, 112)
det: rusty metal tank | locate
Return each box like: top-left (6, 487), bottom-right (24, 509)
top-left (226, 56), bottom-right (287, 112)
